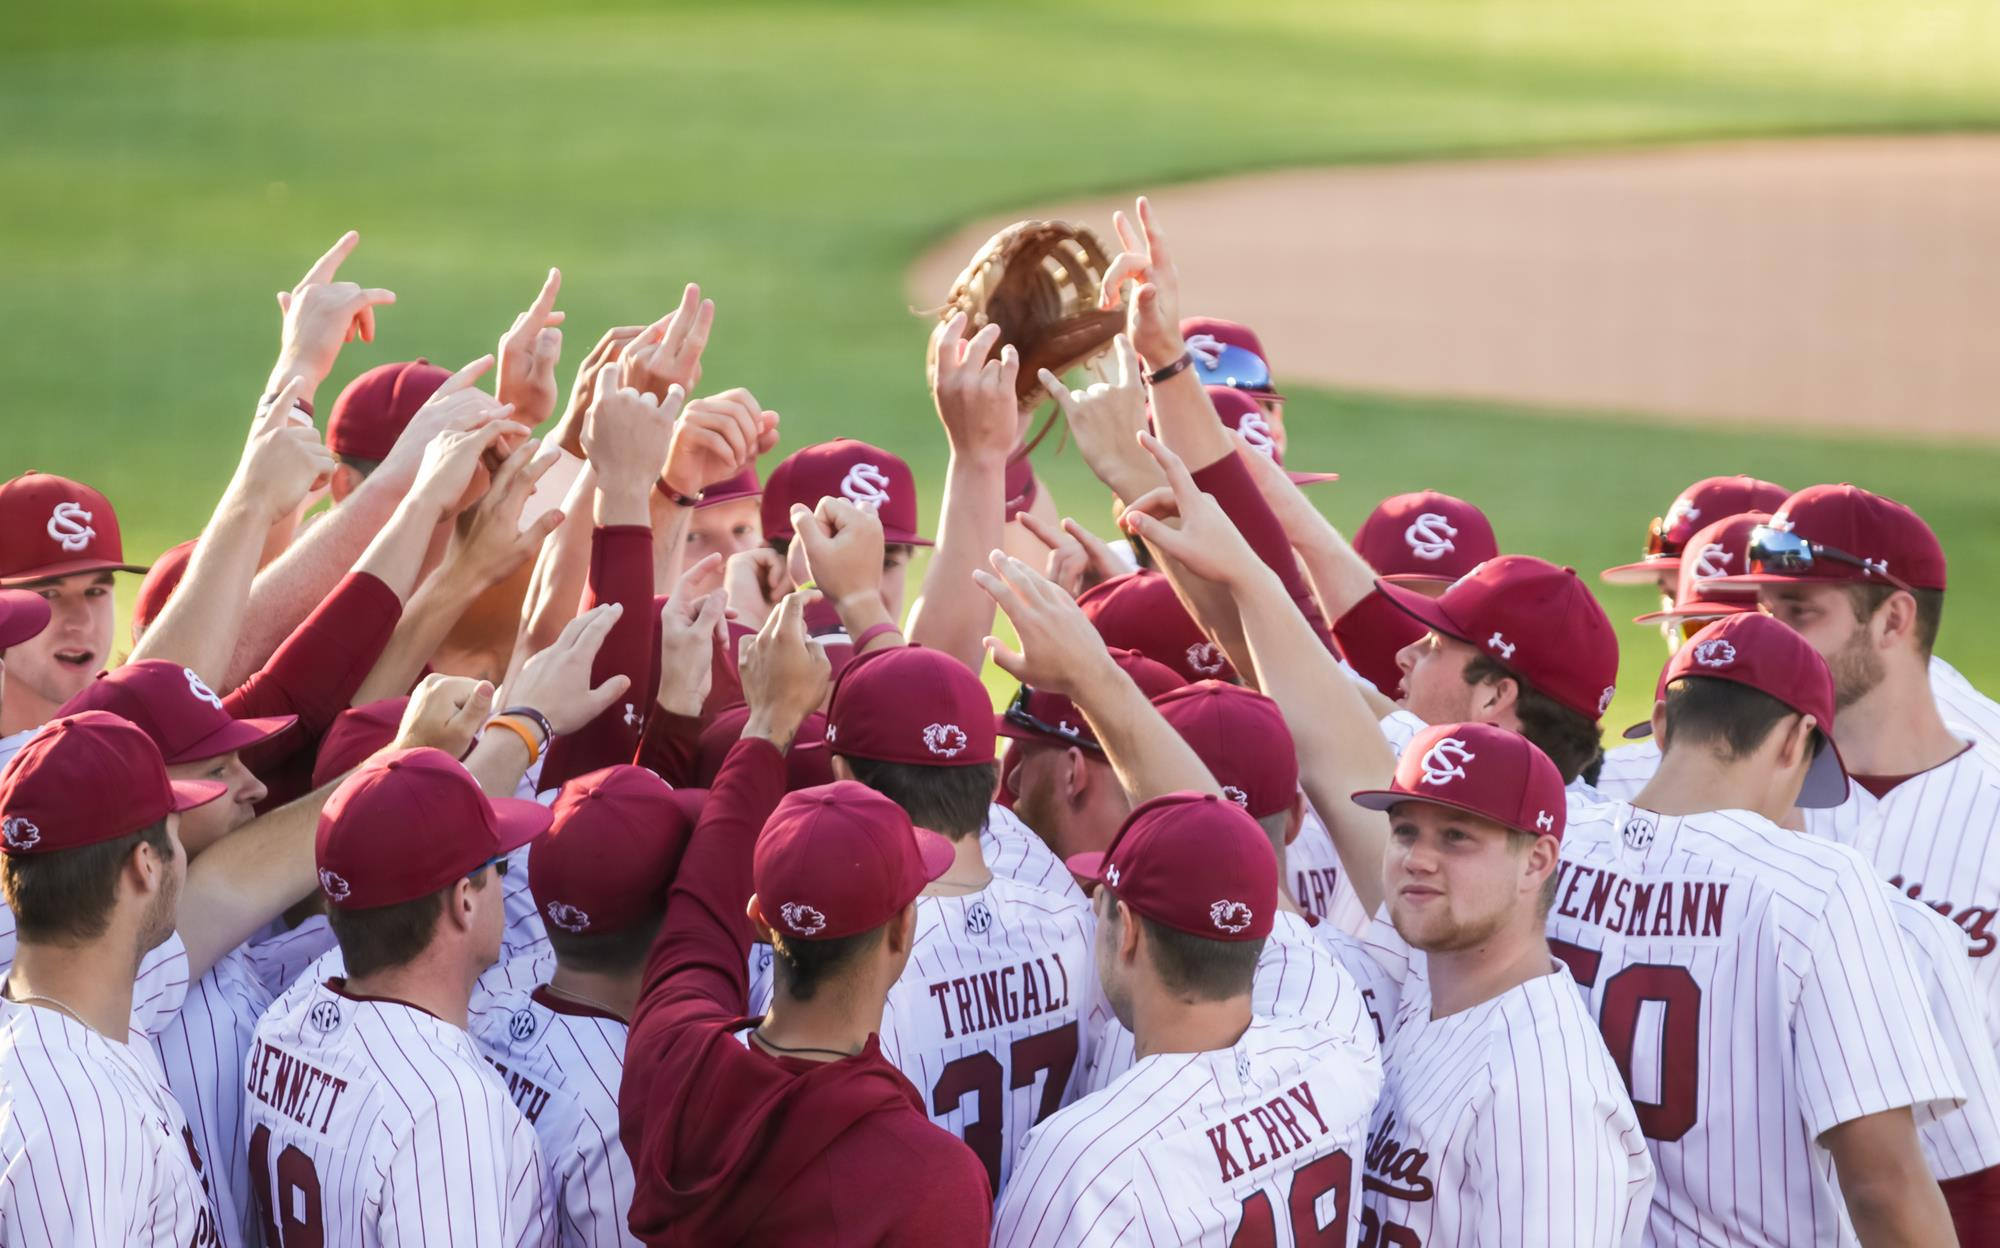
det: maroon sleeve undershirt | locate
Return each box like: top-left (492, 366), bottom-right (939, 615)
top-left (636, 710), bottom-right (707, 788)
top-left (539, 525), bottom-right (654, 790)
top-left (1187, 450), bottom-right (1337, 654)
top-left (226, 571), bottom-right (402, 777)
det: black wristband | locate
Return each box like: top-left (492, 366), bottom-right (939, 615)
top-left (1147, 352), bottom-right (1195, 386)
top-left (501, 706), bottom-right (555, 747)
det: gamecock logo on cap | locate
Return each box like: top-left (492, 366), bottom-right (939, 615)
top-left (1209, 900), bottom-right (1254, 934)
top-left (318, 868), bottom-right (351, 902)
top-left (1419, 737), bottom-right (1474, 786)
top-left (184, 667), bottom-right (224, 710)
top-left (545, 901), bottom-right (591, 933)
top-left (1186, 642), bottom-right (1226, 677)
top-left (922, 723), bottom-right (968, 758)
top-left (1404, 513), bottom-right (1458, 561)
top-left (1664, 496), bottom-right (1701, 534)
top-left (46, 501), bottom-right (95, 553)
top-left (1, 817), bottom-right (41, 850)
top-left (840, 463), bottom-right (892, 511)
top-left (1220, 785), bottom-right (1249, 809)
top-left (779, 902), bottom-right (827, 936)
top-left (1691, 542), bottom-right (1732, 580)
top-left (1598, 685), bottom-right (1618, 716)
top-left (1691, 639), bottom-right (1736, 668)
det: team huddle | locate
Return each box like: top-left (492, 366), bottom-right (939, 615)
top-left (0, 196), bottom-right (1994, 1247)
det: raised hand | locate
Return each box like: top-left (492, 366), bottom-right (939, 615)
top-left (1038, 333), bottom-right (1156, 500)
top-left (1117, 431), bottom-right (1263, 587)
top-left (391, 673), bottom-right (496, 758)
top-left (663, 387), bottom-right (778, 499)
top-left (1019, 510), bottom-right (1123, 599)
top-left (496, 268), bottom-right (566, 429)
top-left (657, 564), bottom-right (728, 716)
top-left (582, 365), bottom-right (683, 503)
top-left (973, 551), bottom-right (1120, 698)
top-left (229, 376), bottom-right (338, 523)
top-left (410, 409), bottom-right (530, 522)
top-left (502, 603), bottom-right (633, 735)
top-left (443, 435), bottom-right (563, 590)
top-left (739, 589), bottom-right (831, 749)
top-left (620, 283), bottom-right (714, 402)
top-left (373, 355), bottom-right (513, 494)
top-left (1095, 198), bottom-right (1184, 368)
top-left (929, 312), bottom-right (1019, 461)
top-left (791, 497), bottom-right (885, 610)
top-left (549, 324), bottom-right (645, 457)
top-left (269, 231), bottom-right (397, 401)
top-left (724, 547), bottom-right (790, 632)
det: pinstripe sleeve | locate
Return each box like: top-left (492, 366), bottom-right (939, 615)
top-left (557, 1109), bottom-right (639, 1248)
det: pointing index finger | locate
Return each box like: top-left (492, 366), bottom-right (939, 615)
top-left (298, 230), bottom-right (359, 290)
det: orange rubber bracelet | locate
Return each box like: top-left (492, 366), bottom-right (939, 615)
top-left (483, 715), bottom-right (541, 766)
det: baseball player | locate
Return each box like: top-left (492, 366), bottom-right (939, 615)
top-left (1349, 722), bottom-right (1654, 1246)
top-left (677, 462), bottom-right (764, 567)
top-left (994, 792), bottom-right (1383, 1246)
top-left (0, 711), bottom-right (230, 1244)
top-left (1599, 473), bottom-right (1791, 646)
top-left (1555, 611), bottom-right (1964, 1244)
top-left (759, 438), bottom-right (932, 644)
top-left (245, 746), bottom-right (553, 1246)
top-left (818, 643), bottom-right (1095, 1196)
top-left (1594, 510), bottom-right (1773, 800)
top-left (1335, 490), bottom-right (1501, 699)
top-left (470, 764), bottom-right (697, 1248)
top-left (1075, 680), bottom-right (1379, 1096)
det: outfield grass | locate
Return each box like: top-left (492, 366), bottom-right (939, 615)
top-left (3, 0), bottom-right (1994, 723)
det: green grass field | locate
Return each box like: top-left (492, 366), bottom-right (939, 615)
top-left (4, 0), bottom-right (1995, 724)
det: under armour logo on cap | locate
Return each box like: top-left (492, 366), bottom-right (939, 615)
top-left (317, 868), bottom-right (351, 902)
top-left (1404, 513), bottom-right (1458, 561)
top-left (1691, 542), bottom-right (1732, 580)
top-left (840, 463), bottom-right (891, 511)
top-left (1419, 737), bottom-right (1474, 786)
top-left (183, 667), bottom-right (224, 710)
top-left (1536, 810), bottom-right (1554, 832)
top-left (1186, 642), bottom-right (1226, 677)
top-left (1, 817), bottom-right (41, 850)
top-left (46, 501), bottom-right (95, 553)
top-left (779, 901), bottom-right (827, 936)
top-left (1105, 863), bottom-right (1121, 887)
top-left (1209, 899), bottom-right (1254, 933)
top-left (1486, 631), bottom-right (1516, 660)
top-left (545, 900), bottom-right (591, 933)
top-left (1692, 639), bottom-right (1737, 668)
top-left (922, 723), bottom-right (968, 758)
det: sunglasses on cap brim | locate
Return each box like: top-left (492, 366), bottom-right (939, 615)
top-left (1191, 343), bottom-right (1280, 397)
top-left (1003, 685), bottom-right (1102, 753)
top-left (467, 854), bottom-right (512, 882)
top-left (1747, 526), bottom-right (1913, 594)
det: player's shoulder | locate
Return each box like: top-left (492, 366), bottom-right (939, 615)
top-left (975, 871), bottom-right (1092, 925)
top-left (0, 1009), bottom-right (161, 1141)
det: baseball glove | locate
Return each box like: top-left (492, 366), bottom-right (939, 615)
top-left (936, 219), bottom-right (1126, 410)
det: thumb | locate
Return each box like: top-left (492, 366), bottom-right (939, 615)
top-left (983, 637), bottom-right (1029, 683)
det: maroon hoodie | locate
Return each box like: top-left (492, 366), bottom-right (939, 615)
top-left (621, 736), bottom-right (991, 1246)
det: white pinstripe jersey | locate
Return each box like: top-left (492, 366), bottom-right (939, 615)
top-left (1290, 807), bottom-right (1369, 936)
top-left (1933, 655), bottom-right (2000, 749)
top-left (0, 937), bottom-right (222, 1245)
top-left (1080, 911), bottom-right (1379, 1098)
top-left (244, 977), bottom-right (553, 1247)
top-left (0, 899), bottom-right (191, 1018)
top-left (994, 1016), bottom-right (1381, 1247)
top-left (983, 801), bottom-right (1082, 900)
top-left (1313, 919), bottom-right (1402, 1051)
top-left (469, 970), bottom-right (639, 1248)
top-left (876, 873), bottom-right (1094, 1199)
top-left (1593, 740), bottom-right (1662, 802)
top-left (1887, 889), bottom-right (2000, 1181)
top-left (1361, 966), bottom-right (1653, 1248)
top-left (1554, 801), bottom-right (1964, 1245)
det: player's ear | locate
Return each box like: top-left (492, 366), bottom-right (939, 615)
top-left (1781, 713), bottom-right (1818, 772)
top-left (328, 463), bottom-right (365, 504)
top-left (1475, 672), bottom-right (1519, 723)
top-left (889, 901), bottom-right (919, 955)
top-left (1649, 699), bottom-right (1668, 746)
top-left (1282, 791), bottom-right (1306, 846)
top-left (745, 895), bottom-right (776, 943)
top-left (1116, 899), bottom-right (1142, 962)
top-left (1062, 747), bottom-right (1090, 806)
top-left (448, 877), bottom-right (479, 932)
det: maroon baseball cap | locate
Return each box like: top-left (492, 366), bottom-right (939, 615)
top-left (1077, 570), bottom-right (1236, 684)
top-left (316, 746), bottom-right (551, 909)
top-left (998, 648), bottom-right (1186, 751)
top-left (1379, 556), bottom-right (1620, 720)
top-left (1623, 613), bottom-right (1848, 808)
top-left (1066, 791), bottom-right (1276, 941)
top-left (1151, 682), bottom-right (1298, 819)
top-left (0, 472), bottom-right (149, 586)
top-left (130, 538), bottom-right (197, 643)
top-left (695, 463), bottom-right (762, 509)
top-left (0, 590), bottom-right (52, 650)
top-left (0, 711), bottom-right (226, 855)
top-left (825, 645), bottom-right (995, 767)
top-left (1633, 512), bottom-right (1768, 625)
top-left (326, 360), bottom-right (452, 464)
top-left (1180, 317), bottom-right (1284, 401)
top-left (1602, 474), bottom-right (1791, 586)
top-left (1352, 721), bottom-right (1567, 840)
top-left (1203, 388), bottom-right (1335, 486)
top-left (694, 705), bottom-right (834, 792)
top-left (1699, 484), bottom-right (1946, 594)
top-left (760, 440), bottom-right (931, 547)
top-left (312, 698), bottom-right (407, 789)
top-left (532, 766), bottom-right (694, 937)
top-left (58, 660), bottom-right (295, 765)
top-left (1353, 491), bottom-right (1499, 585)
top-left (752, 780), bottom-right (954, 941)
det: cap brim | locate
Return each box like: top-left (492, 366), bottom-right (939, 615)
top-left (0, 592), bottom-right (52, 648)
top-left (1798, 736), bottom-right (1850, 809)
top-left (696, 487), bottom-right (763, 509)
top-left (1378, 572), bottom-right (1459, 588)
top-left (169, 778), bottom-right (229, 812)
top-left (1622, 717), bottom-right (1655, 740)
top-left (491, 797), bottom-right (555, 855)
top-left (882, 530), bottom-right (934, 549)
top-left (995, 713), bottom-right (1094, 750)
top-left (1285, 470), bottom-right (1339, 487)
top-left (1631, 600), bottom-right (1753, 625)
top-left (1600, 557), bottom-right (1679, 586)
top-left (1696, 571), bottom-right (1845, 591)
top-left (1375, 578), bottom-right (1467, 642)
top-left (913, 828), bottom-right (955, 883)
top-left (168, 714), bottom-right (298, 765)
top-left (0, 559), bottom-right (149, 588)
top-left (1351, 788), bottom-right (1544, 836)
top-left (1063, 850), bottom-right (1107, 889)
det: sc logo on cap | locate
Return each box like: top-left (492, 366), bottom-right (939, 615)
top-left (1404, 513), bottom-right (1458, 561)
top-left (840, 463), bottom-right (891, 511)
top-left (184, 667), bottom-right (224, 710)
top-left (46, 501), bottom-right (95, 554)
top-left (1418, 737), bottom-right (1474, 786)
top-left (1691, 542), bottom-right (1732, 581)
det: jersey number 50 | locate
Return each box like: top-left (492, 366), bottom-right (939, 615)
top-left (249, 1123), bottom-right (325, 1248)
top-left (1551, 939), bottom-right (1702, 1141)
